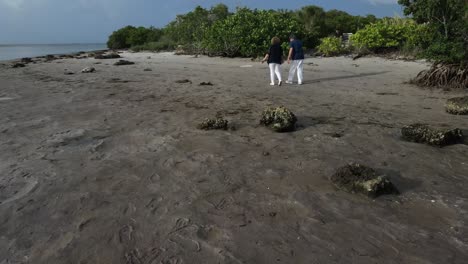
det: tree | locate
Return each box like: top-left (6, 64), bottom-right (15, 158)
top-left (209, 4), bottom-right (230, 22)
top-left (398, 0), bottom-right (466, 39)
top-left (107, 26), bottom-right (136, 49)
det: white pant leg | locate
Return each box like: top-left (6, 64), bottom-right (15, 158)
top-left (274, 64), bottom-right (282, 82)
top-left (269, 63), bottom-right (276, 84)
top-left (296, 60), bottom-right (304, 84)
top-left (288, 61), bottom-right (298, 82)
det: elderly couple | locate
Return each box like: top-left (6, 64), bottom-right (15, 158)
top-left (261, 34), bottom-right (304, 86)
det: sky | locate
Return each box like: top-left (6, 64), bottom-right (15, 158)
top-left (0, 0), bottom-right (402, 44)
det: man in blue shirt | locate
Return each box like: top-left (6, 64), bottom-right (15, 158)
top-left (286, 34), bottom-right (304, 85)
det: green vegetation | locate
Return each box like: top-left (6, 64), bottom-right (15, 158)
top-left (351, 18), bottom-right (423, 52)
top-left (317, 37), bottom-right (344, 56)
top-left (397, 0), bottom-right (467, 63)
top-left (203, 8), bottom-right (300, 57)
top-left (106, 4), bottom-right (378, 57)
top-left (107, 26), bottom-right (163, 49)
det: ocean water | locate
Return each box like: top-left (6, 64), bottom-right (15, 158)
top-left (0, 44), bottom-right (107, 61)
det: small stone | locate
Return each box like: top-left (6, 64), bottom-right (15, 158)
top-left (175, 79), bottom-right (191, 84)
top-left (94, 53), bottom-right (121, 59)
top-left (199, 82), bottom-right (213, 86)
top-left (143, 68), bottom-right (152, 71)
top-left (81, 67), bottom-right (96, 73)
top-left (114, 60), bottom-right (135, 66)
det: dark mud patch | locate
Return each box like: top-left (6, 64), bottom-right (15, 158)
top-left (175, 79), bottom-right (192, 84)
top-left (376, 92), bottom-right (399, 96)
top-left (107, 78), bottom-right (133, 84)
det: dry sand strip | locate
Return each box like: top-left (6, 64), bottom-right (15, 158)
top-left (0, 52), bottom-right (467, 264)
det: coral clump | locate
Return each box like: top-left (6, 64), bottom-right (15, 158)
top-left (260, 106), bottom-right (297, 132)
top-left (197, 117), bottom-right (229, 130)
top-left (445, 96), bottom-right (468, 115)
top-left (401, 124), bottom-right (463, 147)
top-left (331, 163), bottom-right (398, 198)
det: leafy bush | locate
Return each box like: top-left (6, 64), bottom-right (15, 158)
top-left (351, 18), bottom-right (421, 51)
top-left (203, 8), bottom-right (300, 57)
top-left (131, 38), bottom-right (175, 52)
top-left (422, 40), bottom-right (466, 63)
top-left (107, 26), bottom-right (163, 49)
top-left (318, 37), bottom-right (344, 56)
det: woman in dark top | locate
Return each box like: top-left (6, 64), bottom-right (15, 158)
top-left (261, 36), bottom-right (283, 86)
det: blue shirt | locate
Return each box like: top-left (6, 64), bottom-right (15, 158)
top-left (290, 40), bottom-right (304, 60)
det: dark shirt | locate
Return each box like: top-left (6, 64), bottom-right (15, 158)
top-left (268, 44), bottom-right (283, 64)
top-left (289, 39), bottom-right (304, 60)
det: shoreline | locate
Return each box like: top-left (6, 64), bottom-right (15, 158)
top-left (0, 45), bottom-right (109, 63)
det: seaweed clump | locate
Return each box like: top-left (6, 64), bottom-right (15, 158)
top-left (401, 124), bottom-right (463, 147)
top-left (95, 53), bottom-right (121, 59)
top-left (445, 96), bottom-right (468, 115)
top-left (114, 60), bottom-right (135, 66)
top-left (331, 163), bottom-right (398, 198)
top-left (260, 106), bottom-right (297, 132)
top-left (197, 117), bottom-right (229, 130)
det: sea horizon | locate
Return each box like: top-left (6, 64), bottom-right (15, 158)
top-left (0, 43), bottom-right (107, 61)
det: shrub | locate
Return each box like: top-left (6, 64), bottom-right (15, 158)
top-left (317, 37), bottom-right (344, 56)
top-left (131, 38), bottom-right (175, 52)
top-left (107, 26), bottom-right (164, 49)
top-left (203, 8), bottom-right (300, 57)
top-left (351, 18), bottom-right (421, 51)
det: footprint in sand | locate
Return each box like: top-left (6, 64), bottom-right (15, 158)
top-left (0, 178), bottom-right (38, 205)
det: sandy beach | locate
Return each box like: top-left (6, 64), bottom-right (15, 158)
top-left (0, 52), bottom-right (467, 264)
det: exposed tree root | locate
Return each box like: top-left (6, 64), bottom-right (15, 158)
top-left (411, 63), bottom-right (468, 89)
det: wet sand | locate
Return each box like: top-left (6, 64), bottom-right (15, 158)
top-left (0, 52), bottom-right (467, 264)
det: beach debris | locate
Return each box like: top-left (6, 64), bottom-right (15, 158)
top-left (114, 60), bottom-right (135, 66)
top-left (11, 63), bottom-right (26, 68)
top-left (64, 69), bottom-right (75, 75)
top-left (260, 106), bottom-right (297, 132)
top-left (21, 57), bottom-right (33, 63)
top-left (95, 53), bottom-right (121, 59)
top-left (401, 123), bottom-right (463, 147)
top-left (144, 68), bottom-right (152, 71)
top-left (331, 163), bottom-right (398, 197)
top-left (199, 82), bottom-right (213, 86)
top-left (175, 45), bottom-right (186, 55)
top-left (445, 96), bottom-right (468, 115)
top-left (45, 55), bottom-right (56, 61)
top-left (197, 117), bottom-right (229, 130)
top-left (175, 79), bottom-right (191, 84)
top-left (81, 67), bottom-right (96, 73)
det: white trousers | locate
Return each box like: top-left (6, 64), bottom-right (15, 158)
top-left (269, 63), bottom-right (282, 83)
top-left (288, 60), bottom-right (304, 84)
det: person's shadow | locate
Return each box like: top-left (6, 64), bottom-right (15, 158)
top-left (304, 71), bottom-right (390, 84)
